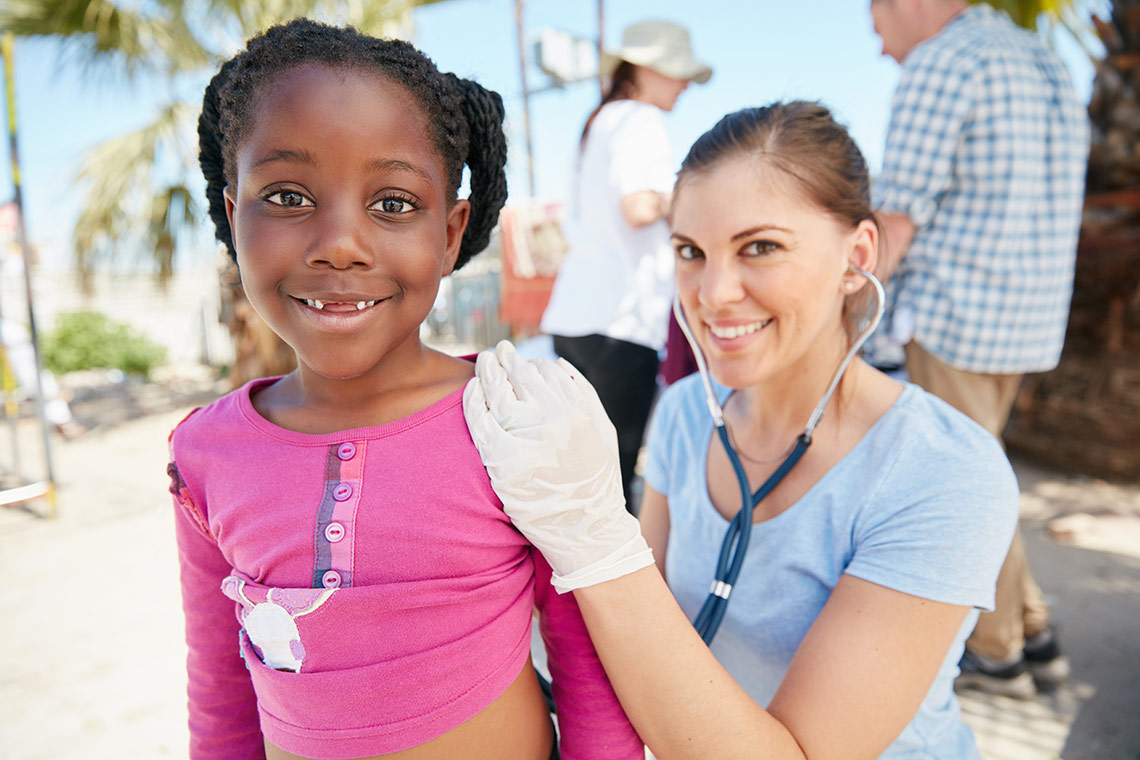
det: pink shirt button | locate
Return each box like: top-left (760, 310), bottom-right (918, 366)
top-left (324, 522), bottom-right (345, 543)
top-left (337, 442), bottom-right (356, 461)
top-left (322, 570), bottom-right (342, 588)
top-left (332, 483), bottom-right (353, 502)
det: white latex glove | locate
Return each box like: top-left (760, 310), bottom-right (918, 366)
top-left (463, 340), bottom-right (654, 593)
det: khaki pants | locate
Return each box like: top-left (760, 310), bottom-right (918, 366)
top-left (905, 341), bottom-right (1050, 660)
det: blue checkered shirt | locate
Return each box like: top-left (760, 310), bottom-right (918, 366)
top-left (874, 4), bottom-right (1089, 374)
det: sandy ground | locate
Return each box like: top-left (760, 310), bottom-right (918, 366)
top-left (1, 376), bottom-right (1138, 760)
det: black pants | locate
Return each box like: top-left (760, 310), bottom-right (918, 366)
top-left (552, 334), bottom-right (659, 513)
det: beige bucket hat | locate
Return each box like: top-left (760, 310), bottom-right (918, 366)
top-left (600, 19), bottom-right (713, 84)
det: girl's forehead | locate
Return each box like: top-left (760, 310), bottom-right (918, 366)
top-left (238, 63), bottom-right (445, 174)
top-left (257, 63), bottom-right (418, 115)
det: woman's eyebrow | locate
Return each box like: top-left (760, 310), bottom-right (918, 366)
top-left (730, 224), bottom-right (792, 242)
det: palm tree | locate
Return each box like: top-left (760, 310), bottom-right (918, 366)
top-left (996, 0), bottom-right (1140, 481)
top-left (1, 0), bottom-right (442, 288)
top-left (1, 0), bottom-right (445, 384)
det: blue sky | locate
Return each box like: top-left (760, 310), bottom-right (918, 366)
top-left (1, 0), bottom-right (1100, 271)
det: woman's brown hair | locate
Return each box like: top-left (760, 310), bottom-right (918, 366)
top-left (579, 61), bottom-right (639, 147)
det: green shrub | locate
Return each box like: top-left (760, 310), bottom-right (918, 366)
top-left (42, 312), bottom-right (167, 379)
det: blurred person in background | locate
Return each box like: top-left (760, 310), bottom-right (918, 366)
top-left (540, 19), bottom-right (711, 511)
top-left (870, 0), bottom-right (1089, 698)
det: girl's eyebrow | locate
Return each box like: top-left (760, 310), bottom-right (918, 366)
top-left (248, 152), bottom-right (431, 183)
top-left (251, 148), bottom-right (315, 170)
top-left (365, 158), bottom-right (432, 182)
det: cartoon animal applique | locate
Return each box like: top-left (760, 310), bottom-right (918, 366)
top-left (221, 575), bottom-right (337, 673)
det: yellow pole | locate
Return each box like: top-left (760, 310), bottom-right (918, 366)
top-left (2, 33), bottom-right (58, 517)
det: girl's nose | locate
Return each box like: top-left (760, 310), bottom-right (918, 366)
top-left (306, 206), bottom-right (374, 270)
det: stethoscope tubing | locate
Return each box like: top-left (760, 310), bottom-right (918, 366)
top-left (671, 266), bottom-right (886, 644)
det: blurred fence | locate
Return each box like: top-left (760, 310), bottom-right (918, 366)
top-left (0, 261), bottom-right (234, 370)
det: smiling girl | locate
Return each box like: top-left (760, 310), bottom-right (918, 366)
top-left (167, 19), bottom-right (640, 760)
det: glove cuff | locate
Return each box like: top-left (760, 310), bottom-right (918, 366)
top-left (551, 536), bottom-right (655, 594)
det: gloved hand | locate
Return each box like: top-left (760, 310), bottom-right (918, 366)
top-left (463, 340), bottom-right (654, 593)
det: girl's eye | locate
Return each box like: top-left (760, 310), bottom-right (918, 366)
top-left (742, 240), bottom-right (780, 257)
top-left (675, 244), bottom-right (703, 261)
top-left (372, 198), bottom-right (416, 214)
top-left (265, 190), bottom-right (312, 208)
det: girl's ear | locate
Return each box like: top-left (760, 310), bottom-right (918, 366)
top-left (842, 218), bottom-right (879, 292)
top-left (223, 185), bottom-right (237, 242)
top-left (442, 199), bottom-right (471, 276)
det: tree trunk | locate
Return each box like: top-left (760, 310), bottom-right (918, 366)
top-left (1004, 0), bottom-right (1140, 481)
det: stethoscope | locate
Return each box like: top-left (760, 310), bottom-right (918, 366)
top-left (671, 265), bottom-right (886, 644)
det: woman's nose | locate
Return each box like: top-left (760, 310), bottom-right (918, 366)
top-left (699, 258), bottom-right (745, 308)
top-left (306, 205), bottom-right (374, 270)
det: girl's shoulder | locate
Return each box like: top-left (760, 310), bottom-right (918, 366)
top-left (171, 378), bottom-right (275, 440)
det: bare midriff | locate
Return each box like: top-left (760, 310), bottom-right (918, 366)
top-left (264, 658), bottom-right (555, 760)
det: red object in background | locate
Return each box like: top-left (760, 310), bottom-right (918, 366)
top-left (498, 203), bottom-right (567, 335)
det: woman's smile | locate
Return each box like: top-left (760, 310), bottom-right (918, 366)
top-left (705, 317), bottom-right (774, 345)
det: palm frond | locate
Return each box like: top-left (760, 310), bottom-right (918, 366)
top-left (0, 0), bottom-right (212, 77)
top-left (72, 100), bottom-right (193, 289)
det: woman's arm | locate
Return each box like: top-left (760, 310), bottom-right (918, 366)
top-left (620, 190), bottom-right (670, 229)
top-left (462, 343), bottom-right (974, 759)
top-left (636, 485), bottom-right (670, 578)
top-left (574, 568), bottom-right (969, 760)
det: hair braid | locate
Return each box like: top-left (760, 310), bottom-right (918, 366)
top-left (198, 57), bottom-right (238, 260)
top-left (445, 74), bottom-right (508, 270)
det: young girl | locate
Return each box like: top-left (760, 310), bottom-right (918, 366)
top-left (465, 102), bottom-right (1020, 759)
top-left (168, 19), bottom-right (641, 760)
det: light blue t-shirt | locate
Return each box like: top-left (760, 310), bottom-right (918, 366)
top-left (644, 377), bottom-right (1019, 759)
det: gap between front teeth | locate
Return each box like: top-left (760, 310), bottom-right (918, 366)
top-left (304, 299), bottom-right (378, 310)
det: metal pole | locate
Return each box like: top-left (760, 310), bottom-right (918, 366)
top-left (597, 0), bottom-right (605, 96)
top-left (2, 33), bottom-right (57, 513)
top-left (514, 0), bottom-right (536, 198)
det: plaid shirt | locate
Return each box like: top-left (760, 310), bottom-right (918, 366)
top-left (875, 4), bottom-right (1089, 374)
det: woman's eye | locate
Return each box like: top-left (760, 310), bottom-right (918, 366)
top-left (373, 198), bottom-right (415, 214)
top-left (265, 191), bottom-right (311, 208)
top-left (742, 240), bottom-right (779, 257)
top-left (675, 244), bottom-right (703, 261)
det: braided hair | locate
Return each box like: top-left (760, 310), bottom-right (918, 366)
top-left (197, 18), bottom-right (508, 271)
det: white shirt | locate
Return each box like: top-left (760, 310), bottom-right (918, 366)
top-left (540, 100), bottom-right (676, 351)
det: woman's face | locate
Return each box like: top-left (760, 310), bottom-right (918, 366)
top-left (670, 159), bottom-right (875, 390)
top-left (633, 65), bottom-right (689, 111)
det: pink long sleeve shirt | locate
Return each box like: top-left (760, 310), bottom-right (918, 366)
top-left (168, 377), bottom-right (641, 760)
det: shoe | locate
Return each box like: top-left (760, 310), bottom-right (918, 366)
top-left (956, 649), bottom-right (1037, 700)
top-left (1024, 625), bottom-right (1071, 685)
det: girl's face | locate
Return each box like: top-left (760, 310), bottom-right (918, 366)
top-left (670, 159), bottom-right (875, 391)
top-left (224, 64), bottom-right (469, 383)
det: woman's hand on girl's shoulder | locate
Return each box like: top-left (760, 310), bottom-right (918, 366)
top-left (462, 340), bottom-right (653, 593)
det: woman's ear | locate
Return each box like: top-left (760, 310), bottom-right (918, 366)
top-left (442, 199), bottom-right (471, 276)
top-left (842, 218), bottom-right (879, 292)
